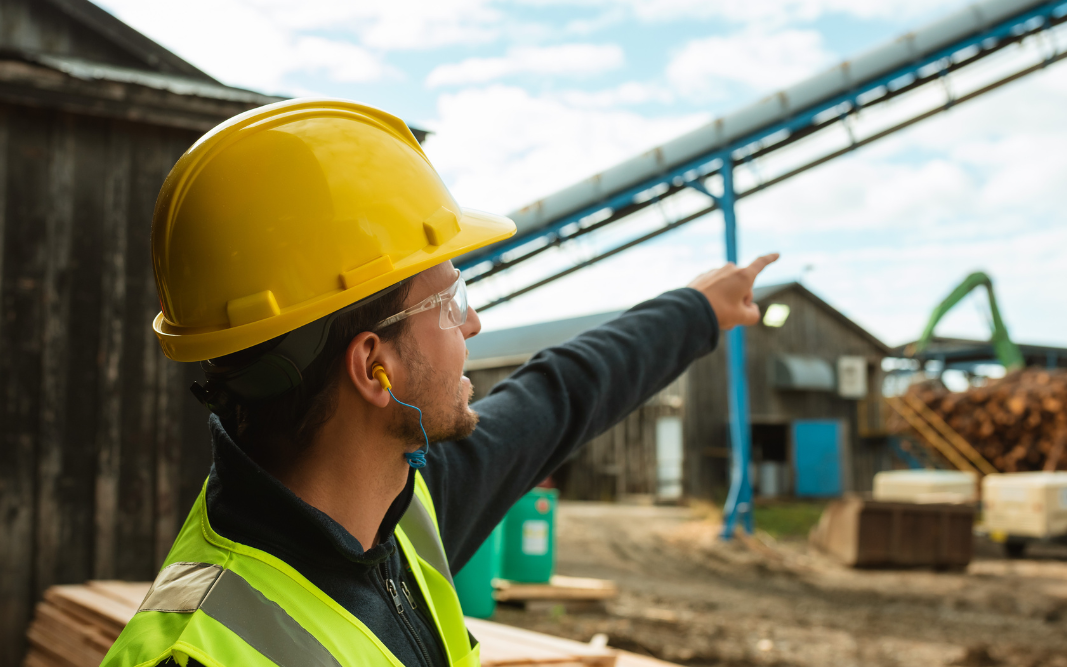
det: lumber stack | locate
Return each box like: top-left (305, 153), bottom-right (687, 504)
top-left (23, 581), bottom-right (149, 667)
top-left (889, 368), bottom-right (1067, 472)
top-left (24, 581), bottom-right (632, 667)
top-left (467, 617), bottom-right (616, 667)
top-left (494, 575), bottom-right (618, 603)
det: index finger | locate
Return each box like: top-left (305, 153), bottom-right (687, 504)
top-left (745, 253), bottom-right (780, 277)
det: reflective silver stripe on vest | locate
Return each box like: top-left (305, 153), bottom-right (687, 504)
top-left (399, 490), bottom-right (454, 587)
top-left (139, 561), bottom-right (341, 667)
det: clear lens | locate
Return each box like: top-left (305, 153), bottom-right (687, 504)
top-left (439, 274), bottom-right (468, 329)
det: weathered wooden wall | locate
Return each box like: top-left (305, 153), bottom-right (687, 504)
top-left (555, 378), bottom-right (684, 501)
top-left (684, 286), bottom-right (888, 499)
top-left (0, 103), bottom-right (212, 667)
top-left (467, 363), bottom-right (685, 501)
top-left (0, 0), bottom-right (145, 68)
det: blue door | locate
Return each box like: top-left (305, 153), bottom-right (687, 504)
top-left (792, 420), bottom-right (842, 497)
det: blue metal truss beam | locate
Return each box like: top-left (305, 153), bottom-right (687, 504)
top-left (459, 0), bottom-right (1067, 279)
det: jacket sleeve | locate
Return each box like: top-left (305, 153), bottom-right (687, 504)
top-left (419, 287), bottom-right (720, 572)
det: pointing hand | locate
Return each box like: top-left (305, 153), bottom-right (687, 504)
top-left (687, 254), bottom-right (780, 331)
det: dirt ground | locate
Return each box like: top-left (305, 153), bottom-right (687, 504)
top-left (492, 501), bottom-right (1067, 667)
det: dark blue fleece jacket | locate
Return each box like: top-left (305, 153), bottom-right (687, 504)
top-left (181, 287), bottom-right (719, 667)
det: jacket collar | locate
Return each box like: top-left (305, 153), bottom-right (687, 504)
top-left (204, 414), bottom-right (415, 570)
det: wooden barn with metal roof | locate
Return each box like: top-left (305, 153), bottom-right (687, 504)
top-left (0, 1), bottom-right (279, 661)
top-left (465, 282), bottom-right (893, 504)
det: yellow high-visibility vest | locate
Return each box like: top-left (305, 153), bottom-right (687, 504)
top-left (103, 472), bottom-right (477, 667)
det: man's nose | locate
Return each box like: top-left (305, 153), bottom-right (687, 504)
top-left (461, 306), bottom-right (481, 339)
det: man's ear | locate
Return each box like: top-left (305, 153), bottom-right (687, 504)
top-left (345, 332), bottom-right (393, 408)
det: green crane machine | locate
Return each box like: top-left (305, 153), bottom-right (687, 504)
top-left (907, 271), bottom-right (1025, 371)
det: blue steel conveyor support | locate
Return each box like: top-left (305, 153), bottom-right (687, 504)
top-left (683, 164), bottom-right (754, 535)
top-left (718, 163), bottom-right (754, 537)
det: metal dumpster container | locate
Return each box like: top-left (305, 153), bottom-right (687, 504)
top-left (810, 496), bottom-right (974, 567)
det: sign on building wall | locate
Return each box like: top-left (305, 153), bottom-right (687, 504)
top-left (837, 356), bottom-right (868, 399)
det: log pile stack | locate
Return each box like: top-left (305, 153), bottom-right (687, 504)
top-left (890, 368), bottom-right (1067, 472)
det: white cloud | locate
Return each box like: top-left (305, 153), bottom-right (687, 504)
top-left (263, 0), bottom-right (504, 51)
top-left (554, 81), bottom-right (674, 108)
top-left (794, 225), bottom-right (1067, 347)
top-left (421, 85), bottom-right (709, 214)
top-left (426, 44), bottom-right (625, 87)
top-left (636, 0), bottom-right (965, 23)
top-left (289, 36), bottom-right (395, 84)
top-left (527, 0), bottom-right (969, 29)
top-left (95, 0), bottom-right (396, 91)
top-left (667, 28), bottom-right (834, 99)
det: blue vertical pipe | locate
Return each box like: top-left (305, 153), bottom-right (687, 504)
top-left (719, 160), bottom-right (755, 538)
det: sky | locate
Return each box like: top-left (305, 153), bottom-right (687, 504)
top-left (95, 0), bottom-right (1067, 348)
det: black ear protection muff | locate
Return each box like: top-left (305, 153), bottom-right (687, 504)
top-left (191, 281), bottom-right (406, 414)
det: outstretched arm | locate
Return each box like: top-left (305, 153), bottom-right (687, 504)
top-left (423, 254), bottom-right (778, 570)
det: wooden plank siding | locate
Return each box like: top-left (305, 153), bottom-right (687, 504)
top-left (0, 1), bottom-right (276, 660)
top-left (0, 0), bottom-right (150, 71)
top-left (556, 377), bottom-right (684, 501)
top-left (0, 104), bottom-right (214, 667)
top-left (467, 363), bottom-right (686, 501)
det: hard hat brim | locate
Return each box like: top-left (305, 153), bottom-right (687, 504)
top-left (153, 208), bottom-right (515, 362)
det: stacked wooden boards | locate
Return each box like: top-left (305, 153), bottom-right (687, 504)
top-left (24, 582), bottom-right (150, 667)
top-left (468, 618), bottom-right (615, 667)
top-left (24, 581), bottom-right (652, 667)
top-left (890, 369), bottom-right (1067, 472)
top-left (494, 576), bottom-right (618, 603)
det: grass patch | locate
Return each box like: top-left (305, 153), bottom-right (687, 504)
top-left (753, 501), bottom-right (827, 539)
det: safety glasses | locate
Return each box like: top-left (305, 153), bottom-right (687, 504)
top-left (373, 269), bottom-right (468, 332)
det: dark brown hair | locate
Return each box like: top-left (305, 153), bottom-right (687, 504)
top-left (226, 279), bottom-right (415, 455)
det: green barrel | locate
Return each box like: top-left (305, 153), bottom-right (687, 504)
top-left (454, 523), bottom-right (502, 619)
top-left (500, 488), bottom-right (558, 583)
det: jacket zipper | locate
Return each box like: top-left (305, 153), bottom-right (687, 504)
top-left (401, 581), bottom-right (418, 609)
top-left (380, 562), bottom-right (434, 667)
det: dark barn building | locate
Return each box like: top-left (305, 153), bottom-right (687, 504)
top-left (0, 1), bottom-right (283, 662)
top-left (685, 282), bottom-right (892, 500)
top-left (465, 283), bottom-right (891, 503)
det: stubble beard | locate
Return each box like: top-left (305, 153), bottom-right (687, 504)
top-left (388, 344), bottom-right (479, 448)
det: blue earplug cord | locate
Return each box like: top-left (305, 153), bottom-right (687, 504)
top-left (387, 388), bottom-right (428, 469)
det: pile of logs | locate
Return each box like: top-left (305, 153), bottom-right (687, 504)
top-left (890, 368), bottom-right (1067, 472)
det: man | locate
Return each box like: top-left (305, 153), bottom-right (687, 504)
top-left (104, 98), bottom-right (777, 667)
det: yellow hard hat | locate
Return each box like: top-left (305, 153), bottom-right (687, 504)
top-left (151, 98), bottom-right (515, 362)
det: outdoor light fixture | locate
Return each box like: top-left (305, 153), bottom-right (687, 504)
top-left (763, 303), bottom-right (790, 327)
